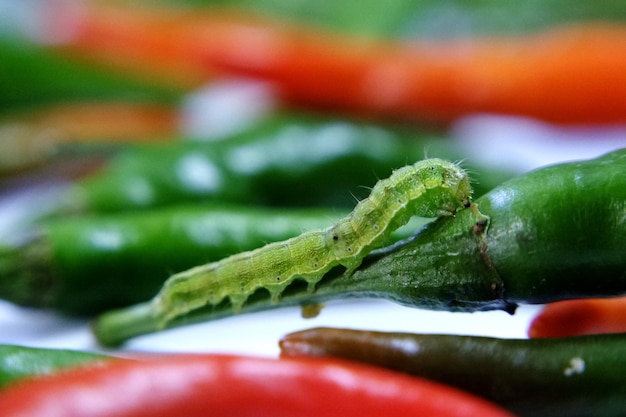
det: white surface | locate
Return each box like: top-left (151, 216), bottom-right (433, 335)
top-left (0, 299), bottom-right (543, 356)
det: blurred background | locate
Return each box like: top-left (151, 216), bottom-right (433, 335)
top-left (1, 0), bottom-right (625, 355)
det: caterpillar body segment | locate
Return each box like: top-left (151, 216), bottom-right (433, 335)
top-left (152, 158), bottom-right (472, 327)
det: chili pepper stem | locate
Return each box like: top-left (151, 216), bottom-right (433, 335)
top-left (92, 302), bottom-right (157, 347)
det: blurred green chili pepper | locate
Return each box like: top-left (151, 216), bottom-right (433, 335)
top-left (0, 203), bottom-right (428, 316)
top-left (0, 40), bottom-right (178, 114)
top-left (165, 0), bottom-right (626, 38)
top-left (0, 344), bottom-right (108, 389)
top-left (92, 148), bottom-right (626, 346)
top-left (52, 112), bottom-right (512, 214)
top-left (0, 204), bottom-right (365, 316)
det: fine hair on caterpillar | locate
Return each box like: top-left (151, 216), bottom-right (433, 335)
top-left (152, 158), bottom-right (472, 326)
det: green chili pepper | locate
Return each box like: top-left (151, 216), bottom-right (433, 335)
top-left (0, 344), bottom-right (108, 389)
top-left (49, 112), bottom-right (511, 215)
top-left (1, 204), bottom-right (385, 316)
top-left (279, 327), bottom-right (626, 417)
top-left (0, 40), bottom-right (178, 114)
top-left (0, 203), bottom-right (426, 316)
top-left (92, 148), bottom-right (626, 346)
top-left (165, 0), bottom-right (626, 38)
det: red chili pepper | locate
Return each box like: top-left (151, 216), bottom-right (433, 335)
top-left (46, 3), bottom-right (213, 89)
top-left (528, 297), bottom-right (626, 338)
top-left (47, 3), bottom-right (626, 124)
top-left (0, 354), bottom-right (515, 417)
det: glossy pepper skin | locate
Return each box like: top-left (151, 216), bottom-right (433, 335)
top-left (480, 149), bottom-right (626, 303)
top-left (280, 327), bottom-right (626, 417)
top-left (0, 353), bottom-right (515, 417)
top-left (92, 149), bottom-right (626, 346)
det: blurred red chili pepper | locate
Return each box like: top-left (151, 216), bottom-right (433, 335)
top-left (47, 3), bottom-right (626, 124)
top-left (528, 297), bottom-right (626, 338)
top-left (0, 353), bottom-right (515, 417)
top-left (46, 3), bottom-right (214, 89)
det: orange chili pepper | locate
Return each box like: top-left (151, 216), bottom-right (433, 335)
top-left (29, 101), bottom-right (179, 142)
top-left (529, 297), bottom-right (626, 338)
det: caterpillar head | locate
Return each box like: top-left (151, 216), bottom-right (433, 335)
top-left (413, 159), bottom-right (472, 217)
top-left (449, 164), bottom-right (472, 209)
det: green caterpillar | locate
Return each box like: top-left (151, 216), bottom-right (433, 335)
top-left (152, 158), bottom-right (472, 326)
